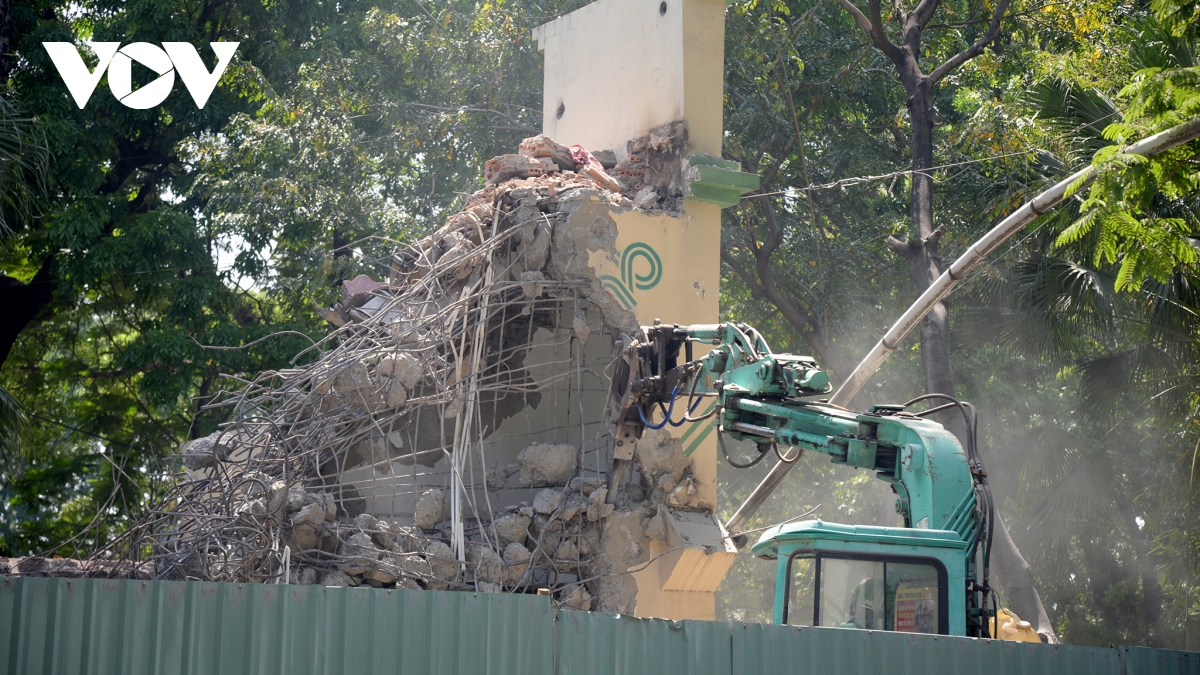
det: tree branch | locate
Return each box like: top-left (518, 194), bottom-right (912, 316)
top-left (833, 0), bottom-right (872, 34)
top-left (928, 0), bottom-right (1012, 84)
top-left (909, 0), bottom-right (943, 31)
top-left (831, 0), bottom-right (904, 62)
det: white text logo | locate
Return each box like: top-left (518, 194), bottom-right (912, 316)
top-left (42, 42), bottom-right (240, 110)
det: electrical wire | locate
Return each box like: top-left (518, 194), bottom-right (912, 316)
top-left (638, 387), bottom-right (678, 430)
top-left (717, 426), bottom-right (772, 469)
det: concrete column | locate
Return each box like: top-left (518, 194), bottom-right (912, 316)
top-left (535, 0), bottom-right (734, 620)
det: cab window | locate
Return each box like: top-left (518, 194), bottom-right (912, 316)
top-left (785, 553), bottom-right (946, 634)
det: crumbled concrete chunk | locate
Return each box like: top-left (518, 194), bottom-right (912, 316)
top-left (238, 497), bottom-right (267, 518)
top-left (293, 567), bottom-right (318, 585)
top-left (334, 361), bottom-right (371, 392)
top-left (413, 489), bottom-right (445, 530)
top-left (476, 581), bottom-right (502, 593)
top-left (559, 583), bottom-right (593, 611)
top-left (591, 149), bottom-right (617, 168)
top-left (560, 493), bottom-right (588, 521)
top-left (520, 270), bottom-right (546, 298)
top-left (522, 220), bottom-right (552, 271)
top-left (398, 553), bottom-right (432, 581)
top-left (425, 541), bottom-right (458, 590)
top-left (645, 511), bottom-right (666, 541)
top-left (384, 380), bottom-right (407, 408)
top-left (467, 545), bottom-right (504, 585)
top-left (633, 186), bottom-right (659, 209)
top-left (388, 525), bottom-right (425, 554)
top-left (290, 522), bottom-right (322, 551)
top-left (568, 477), bottom-right (602, 495)
top-left (533, 489), bottom-right (563, 516)
top-left (518, 443), bottom-right (577, 486)
top-left (667, 476), bottom-right (709, 510)
top-left (530, 516), bottom-right (563, 553)
top-left (291, 502), bottom-right (326, 528)
top-left (493, 513), bottom-right (531, 545)
top-left (554, 539), bottom-right (578, 562)
top-left (519, 134), bottom-right (576, 169)
top-left (365, 556), bottom-right (400, 585)
top-left (635, 428), bottom-right (692, 484)
top-left (181, 432), bottom-right (232, 470)
top-left (267, 481), bottom-right (289, 514)
top-left (578, 528), bottom-right (600, 557)
top-left (322, 570), bottom-right (352, 587)
top-left (304, 491), bottom-right (337, 522)
top-left (338, 532), bottom-right (380, 576)
top-left (503, 542), bottom-right (531, 584)
top-left (377, 353), bottom-right (423, 389)
top-left (485, 466), bottom-right (509, 492)
top-left (656, 472), bottom-right (678, 493)
top-left (572, 316), bottom-right (591, 344)
top-left (586, 487), bottom-right (614, 521)
top-left (286, 486), bottom-right (306, 513)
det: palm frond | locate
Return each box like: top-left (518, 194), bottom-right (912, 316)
top-left (0, 385), bottom-right (24, 467)
top-left (1027, 78), bottom-right (1122, 167)
top-left (1079, 344), bottom-right (1180, 422)
top-left (1129, 16), bottom-right (1196, 70)
top-left (0, 91), bottom-right (50, 241)
top-left (956, 257), bottom-right (1115, 359)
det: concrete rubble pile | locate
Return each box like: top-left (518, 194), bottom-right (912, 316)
top-left (26, 124), bottom-right (716, 615)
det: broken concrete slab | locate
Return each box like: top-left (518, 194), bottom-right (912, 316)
top-left (518, 443), bottom-right (577, 486)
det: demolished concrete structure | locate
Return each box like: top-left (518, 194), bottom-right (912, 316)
top-left (76, 0), bottom-right (748, 620)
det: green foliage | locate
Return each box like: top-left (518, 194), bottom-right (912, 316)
top-left (1053, 6), bottom-right (1200, 292)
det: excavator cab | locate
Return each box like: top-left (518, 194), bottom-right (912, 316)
top-left (753, 520), bottom-right (970, 636)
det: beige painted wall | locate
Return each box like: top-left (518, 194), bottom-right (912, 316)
top-left (589, 202), bottom-right (735, 620)
top-left (536, 0), bottom-right (733, 620)
top-left (534, 0), bottom-right (726, 156)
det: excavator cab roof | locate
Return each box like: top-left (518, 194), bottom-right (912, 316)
top-left (752, 519), bottom-right (970, 560)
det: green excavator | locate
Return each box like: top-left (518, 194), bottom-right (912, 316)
top-left (607, 320), bottom-right (1041, 642)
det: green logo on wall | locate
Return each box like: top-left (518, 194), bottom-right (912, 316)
top-left (601, 242), bottom-right (662, 309)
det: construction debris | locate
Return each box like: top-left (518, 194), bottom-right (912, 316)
top-left (40, 126), bottom-right (715, 614)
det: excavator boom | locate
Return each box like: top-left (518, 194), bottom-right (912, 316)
top-left (606, 321), bottom-right (1004, 638)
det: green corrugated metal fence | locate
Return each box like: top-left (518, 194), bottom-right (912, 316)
top-left (2, 576), bottom-right (1196, 675)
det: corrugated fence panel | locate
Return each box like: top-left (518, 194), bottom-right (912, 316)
top-left (1124, 646), bottom-right (1200, 675)
top-left (731, 620), bottom-right (1127, 675)
top-left (3, 577), bottom-right (1198, 675)
top-left (554, 609), bottom-right (732, 675)
top-left (0, 577), bottom-right (554, 675)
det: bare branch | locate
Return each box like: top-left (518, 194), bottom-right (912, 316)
top-left (833, 0), bottom-right (873, 34)
top-left (928, 0), bottom-right (1012, 84)
top-left (866, 0), bottom-right (905, 62)
top-left (910, 0), bottom-right (943, 30)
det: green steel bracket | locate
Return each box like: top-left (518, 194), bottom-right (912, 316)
top-left (686, 154), bottom-right (759, 208)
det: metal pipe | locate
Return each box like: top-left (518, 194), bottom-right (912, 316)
top-left (725, 118), bottom-right (1200, 536)
top-left (730, 421), bottom-right (775, 437)
top-left (831, 117), bottom-right (1200, 406)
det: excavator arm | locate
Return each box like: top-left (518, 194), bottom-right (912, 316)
top-left (606, 320), bottom-right (1003, 638)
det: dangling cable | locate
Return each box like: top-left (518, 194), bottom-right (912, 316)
top-left (774, 441), bottom-right (801, 463)
top-left (717, 426), bottom-right (771, 469)
top-left (638, 386), bottom-right (677, 430)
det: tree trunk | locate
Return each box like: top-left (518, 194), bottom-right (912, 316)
top-left (991, 511), bottom-right (1059, 641)
top-left (904, 85), bottom-right (957, 400)
top-left (893, 31), bottom-right (1061, 649)
top-left (0, 255), bottom-right (56, 368)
